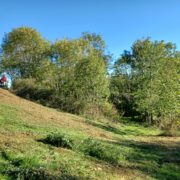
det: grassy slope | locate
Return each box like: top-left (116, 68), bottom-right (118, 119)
top-left (0, 89), bottom-right (179, 180)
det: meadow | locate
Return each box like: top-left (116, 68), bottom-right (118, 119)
top-left (0, 89), bottom-right (179, 180)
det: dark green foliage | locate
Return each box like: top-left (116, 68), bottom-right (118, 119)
top-left (0, 150), bottom-right (88, 180)
top-left (12, 78), bottom-right (54, 106)
top-left (1, 28), bottom-right (111, 118)
top-left (112, 38), bottom-right (179, 133)
top-left (0, 151), bottom-right (53, 180)
top-left (100, 102), bottom-right (119, 121)
top-left (79, 138), bottom-right (122, 165)
top-left (74, 56), bottom-right (109, 116)
top-left (159, 118), bottom-right (180, 137)
top-left (12, 78), bottom-right (38, 99)
top-left (6, 167), bottom-right (56, 180)
top-left (110, 74), bottom-right (137, 117)
top-left (48, 35), bottom-right (110, 116)
top-left (43, 133), bottom-right (74, 149)
top-left (1, 152), bottom-right (61, 180)
top-left (42, 134), bottom-right (123, 165)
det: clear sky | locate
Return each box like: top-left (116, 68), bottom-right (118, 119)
top-left (1, 0), bottom-right (180, 58)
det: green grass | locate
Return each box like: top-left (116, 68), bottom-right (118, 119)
top-left (0, 91), bottom-right (180, 180)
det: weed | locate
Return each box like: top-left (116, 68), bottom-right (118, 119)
top-left (6, 167), bottom-right (56, 180)
top-left (79, 138), bottom-right (125, 165)
top-left (43, 133), bottom-right (74, 149)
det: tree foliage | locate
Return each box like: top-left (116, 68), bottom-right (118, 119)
top-left (50, 34), bottom-right (109, 115)
top-left (1, 27), bottom-right (179, 132)
top-left (112, 38), bottom-right (179, 131)
top-left (2, 27), bottom-right (50, 79)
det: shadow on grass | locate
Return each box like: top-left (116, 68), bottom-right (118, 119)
top-left (85, 120), bottom-right (127, 135)
top-left (104, 139), bottom-right (180, 180)
top-left (85, 120), bottom-right (151, 136)
top-left (37, 133), bottom-right (74, 150)
top-left (0, 151), bottom-right (86, 180)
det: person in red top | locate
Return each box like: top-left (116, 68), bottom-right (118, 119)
top-left (0, 75), bottom-right (7, 84)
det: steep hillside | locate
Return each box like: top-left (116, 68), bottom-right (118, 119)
top-left (0, 89), bottom-right (180, 180)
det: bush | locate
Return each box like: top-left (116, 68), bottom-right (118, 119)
top-left (12, 78), bottom-right (37, 98)
top-left (101, 102), bottom-right (120, 121)
top-left (159, 117), bottom-right (180, 137)
top-left (12, 78), bottom-right (53, 106)
top-left (80, 138), bottom-right (123, 165)
top-left (6, 167), bottom-right (56, 180)
top-left (0, 151), bottom-right (56, 180)
top-left (12, 79), bottom-right (118, 121)
top-left (43, 133), bottom-right (74, 149)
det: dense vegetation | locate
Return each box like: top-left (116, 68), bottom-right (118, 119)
top-left (0, 26), bottom-right (179, 135)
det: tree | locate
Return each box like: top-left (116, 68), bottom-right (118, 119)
top-left (110, 50), bottom-right (136, 116)
top-left (1, 27), bottom-right (50, 79)
top-left (74, 55), bottom-right (109, 115)
top-left (81, 32), bottom-right (105, 54)
top-left (50, 39), bottom-right (84, 111)
top-left (113, 38), bottom-right (179, 130)
top-left (131, 39), bottom-right (178, 123)
top-left (81, 32), bottom-right (111, 66)
top-left (152, 57), bottom-right (179, 131)
top-left (110, 73), bottom-right (135, 116)
top-left (51, 34), bottom-right (110, 115)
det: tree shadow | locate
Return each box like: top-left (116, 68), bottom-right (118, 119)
top-left (85, 120), bottom-right (152, 136)
top-left (85, 120), bottom-right (127, 135)
top-left (104, 139), bottom-right (180, 180)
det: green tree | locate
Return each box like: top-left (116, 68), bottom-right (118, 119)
top-left (81, 32), bottom-right (111, 66)
top-left (51, 34), bottom-right (110, 115)
top-left (51, 39), bottom-right (83, 110)
top-left (1, 27), bottom-right (50, 79)
top-left (81, 32), bottom-right (105, 54)
top-left (131, 39), bottom-right (178, 123)
top-left (110, 50), bottom-right (136, 116)
top-left (113, 38), bottom-right (179, 131)
top-left (74, 55), bottom-right (109, 115)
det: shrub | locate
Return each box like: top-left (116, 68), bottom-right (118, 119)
top-left (12, 78), bottom-right (38, 99)
top-left (0, 151), bottom-right (56, 180)
top-left (6, 167), bottom-right (56, 180)
top-left (12, 78), bottom-right (53, 106)
top-left (101, 102), bottom-right (120, 121)
top-left (159, 117), bottom-right (180, 137)
top-left (80, 138), bottom-right (123, 165)
top-left (43, 133), bottom-right (74, 149)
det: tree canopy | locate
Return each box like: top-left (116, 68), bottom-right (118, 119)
top-left (111, 38), bottom-right (179, 132)
top-left (2, 27), bottom-right (50, 79)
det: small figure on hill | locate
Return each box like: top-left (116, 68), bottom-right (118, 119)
top-left (0, 74), bottom-right (8, 87)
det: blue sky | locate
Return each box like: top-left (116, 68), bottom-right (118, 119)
top-left (1, 0), bottom-right (180, 58)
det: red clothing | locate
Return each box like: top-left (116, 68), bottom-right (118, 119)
top-left (0, 75), bottom-right (7, 83)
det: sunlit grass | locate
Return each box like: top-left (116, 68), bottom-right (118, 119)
top-left (0, 90), bottom-right (179, 179)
